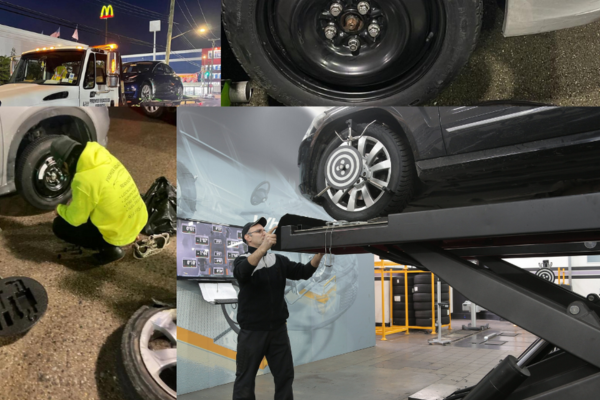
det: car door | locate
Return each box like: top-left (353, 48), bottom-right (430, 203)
top-left (163, 64), bottom-right (178, 97)
top-left (439, 106), bottom-right (600, 155)
top-left (80, 52), bottom-right (113, 107)
top-left (152, 63), bottom-right (170, 99)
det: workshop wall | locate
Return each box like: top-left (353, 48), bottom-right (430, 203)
top-left (176, 108), bottom-right (376, 394)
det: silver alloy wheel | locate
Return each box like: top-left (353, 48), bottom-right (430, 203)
top-left (327, 136), bottom-right (392, 212)
top-left (139, 308), bottom-right (177, 398)
top-left (144, 105), bottom-right (160, 113)
top-left (141, 84), bottom-right (153, 101)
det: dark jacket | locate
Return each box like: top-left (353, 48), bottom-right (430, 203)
top-left (233, 246), bottom-right (317, 331)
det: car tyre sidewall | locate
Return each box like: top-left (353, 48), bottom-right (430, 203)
top-left (222, 0), bottom-right (482, 105)
top-left (316, 123), bottom-right (415, 221)
top-left (117, 305), bottom-right (176, 400)
top-left (15, 135), bottom-right (72, 210)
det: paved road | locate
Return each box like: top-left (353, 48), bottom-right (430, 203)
top-left (224, 1), bottom-right (600, 106)
top-left (0, 107), bottom-right (176, 400)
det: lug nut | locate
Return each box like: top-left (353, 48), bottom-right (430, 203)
top-left (324, 24), bottom-right (337, 40)
top-left (330, 2), bottom-right (343, 17)
top-left (348, 37), bottom-right (360, 52)
top-left (368, 23), bottom-right (380, 38)
top-left (357, 1), bottom-right (370, 15)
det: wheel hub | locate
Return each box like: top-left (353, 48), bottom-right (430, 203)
top-left (319, 1), bottom-right (384, 55)
top-left (325, 145), bottom-right (363, 191)
top-left (41, 158), bottom-right (68, 192)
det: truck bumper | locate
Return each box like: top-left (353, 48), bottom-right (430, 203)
top-left (503, 0), bottom-right (600, 37)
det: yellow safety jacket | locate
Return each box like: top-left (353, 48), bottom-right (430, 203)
top-left (57, 142), bottom-right (148, 246)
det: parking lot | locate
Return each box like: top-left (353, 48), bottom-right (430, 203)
top-left (0, 107), bottom-right (176, 400)
top-left (224, 1), bottom-right (600, 106)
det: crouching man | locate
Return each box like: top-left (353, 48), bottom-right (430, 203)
top-left (51, 136), bottom-right (148, 265)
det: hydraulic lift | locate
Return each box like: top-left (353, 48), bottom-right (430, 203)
top-left (272, 192), bottom-right (600, 399)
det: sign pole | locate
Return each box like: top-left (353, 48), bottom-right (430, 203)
top-left (105, 18), bottom-right (108, 44)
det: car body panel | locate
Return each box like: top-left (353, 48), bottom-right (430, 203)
top-left (0, 84), bottom-right (80, 106)
top-left (299, 106), bottom-right (600, 207)
top-left (503, 0), bottom-right (600, 37)
top-left (0, 107), bottom-right (109, 196)
top-left (122, 61), bottom-right (183, 104)
top-left (298, 106), bottom-right (445, 201)
top-left (439, 106), bottom-right (600, 155)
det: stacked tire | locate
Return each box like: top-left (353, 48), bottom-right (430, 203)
top-left (391, 274), bottom-right (416, 326)
top-left (412, 274), bottom-right (451, 327)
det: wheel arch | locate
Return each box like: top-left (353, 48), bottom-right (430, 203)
top-left (8, 108), bottom-right (97, 185)
top-left (307, 107), bottom-right (417, 197)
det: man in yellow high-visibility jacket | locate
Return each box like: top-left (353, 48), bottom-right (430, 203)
top-left (51, 136), bottom-right (148, 265)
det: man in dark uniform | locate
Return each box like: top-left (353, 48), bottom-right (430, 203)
top-left (233, 217), bottom-right (324, 400)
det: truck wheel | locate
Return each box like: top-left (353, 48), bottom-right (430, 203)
top-left (15, 135), bottom-right (73, 210)
top-left (315, 122), bottom-right (415, 221)
top-left (117, 306), bottom-right (177, 400)
top-left (142, 106), bottom-right (165, 118)
top-left (223, 0), bottom-right (481, 105)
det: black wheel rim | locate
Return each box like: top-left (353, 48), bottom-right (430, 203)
top-left (33, 155), bottom-right (71, 199)
top-left (257, 0), bottom-right (446, 101)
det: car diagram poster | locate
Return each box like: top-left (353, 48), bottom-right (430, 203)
top-left (177, 218), bottom-right (245, 278)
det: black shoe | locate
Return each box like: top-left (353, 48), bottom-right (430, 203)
top-left (92, 247), bottom-right (125, 265)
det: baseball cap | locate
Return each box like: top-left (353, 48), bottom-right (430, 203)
top-left (241, 217), bottom-right (267, 244)
top-left (50, 136), bottom-right (82, 166)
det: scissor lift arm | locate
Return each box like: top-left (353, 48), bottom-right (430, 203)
top-left (273, 192), bottom-right (600, 399)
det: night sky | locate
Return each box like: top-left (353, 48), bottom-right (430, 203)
top-left (0, 0), bottom-right (221, 55)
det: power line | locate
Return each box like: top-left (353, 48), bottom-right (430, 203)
top-left (176, 0), bottom-right (195, 29)
top-left (196, 0), bottom-right (217, 39)
top-left (79, 0), bottom-right (171, 22)
top-left (0, 2), bottom-right (164, 50)
top-left (108, 0), bottom-right (169, 18)
top-left (183, 0), bottom-right (199, 28)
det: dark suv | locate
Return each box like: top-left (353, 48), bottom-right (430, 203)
top-left (299, 106), bottom-right (600, 221)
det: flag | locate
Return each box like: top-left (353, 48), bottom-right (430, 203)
top-left (50, 27), bottom-right (60, 38)
top-left (72, 26), bottom-right (79, 41)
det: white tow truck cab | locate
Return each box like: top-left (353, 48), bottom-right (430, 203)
top-left (1, 44), bottom-right (122, 107)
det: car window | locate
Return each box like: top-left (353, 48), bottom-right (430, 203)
top-left (83, 54), bottom-right (95, 89)
top-left (9, 51), bottom-right (84, 86)
top-left (122, 63), bottom-right (153, 74)
top-left (155, 64), bottom-right (166, 75)
top-left (164, 64), bottom-right (175, 74)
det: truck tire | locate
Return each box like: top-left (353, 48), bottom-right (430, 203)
top-left (15, 135), bottom-right (73, 210)
top-left (223, 0), bottom-right (482, 105)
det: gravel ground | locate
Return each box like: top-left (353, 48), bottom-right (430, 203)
top-left (223, 1), bottom-right (600, 106)
top-left (0, 107), bottom-right (176, 400)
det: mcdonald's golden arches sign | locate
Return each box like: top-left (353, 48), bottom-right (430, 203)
top-left (100, 5), bottom-right (114, 19)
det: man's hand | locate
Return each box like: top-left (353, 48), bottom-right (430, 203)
top-left (258, 226), bottom-right (277, 252)
top-left (311, 253), bottom-right (325, 268)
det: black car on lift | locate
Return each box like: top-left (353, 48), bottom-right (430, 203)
top-left (299, 106), bottom-right (600, 221)
top-left (122, 61), bottom-right (184, 105)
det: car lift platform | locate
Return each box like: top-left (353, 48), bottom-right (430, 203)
top-left (273, 192), bottom-right (600, 399)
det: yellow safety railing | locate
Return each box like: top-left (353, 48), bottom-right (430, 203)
top-left (375, 261), bottom-right (452, 339)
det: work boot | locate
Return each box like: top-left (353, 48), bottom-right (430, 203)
top-left (92, 246), bottom-right (125, 265)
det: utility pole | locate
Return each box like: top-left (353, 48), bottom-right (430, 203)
top-left (165, 0), bottom-right (176, 64)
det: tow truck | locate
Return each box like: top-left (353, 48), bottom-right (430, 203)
top-left (273, 192), bottom-right (600, 399)
top-left (2, 44), bottom-right (123, 107)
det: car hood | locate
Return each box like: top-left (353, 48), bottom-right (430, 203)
top-left (0, 84), bottom-right (78, 106)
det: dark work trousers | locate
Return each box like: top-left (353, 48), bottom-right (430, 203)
top-left (233, 324), bottom-right (295, 400)
top-left (52, 216), bottom-right (115, 250)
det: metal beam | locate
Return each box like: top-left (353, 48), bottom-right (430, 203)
top-left (398, 243), bottom-right (600, 369)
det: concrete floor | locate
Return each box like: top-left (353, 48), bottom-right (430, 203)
top-left (0, 107), bottom-right (176, 400)
top-left (181, 320), bottom-right (537, 400)
top-left (225, 0), bottom-right (600, 106)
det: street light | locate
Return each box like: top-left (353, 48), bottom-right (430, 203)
top-left (172, 27), bottom-right (206, 40)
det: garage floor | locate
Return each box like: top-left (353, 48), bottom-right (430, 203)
top-left (0, 107), bottom-right (176, 400)
top-left (181, 320), bottom-right (537, 400)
